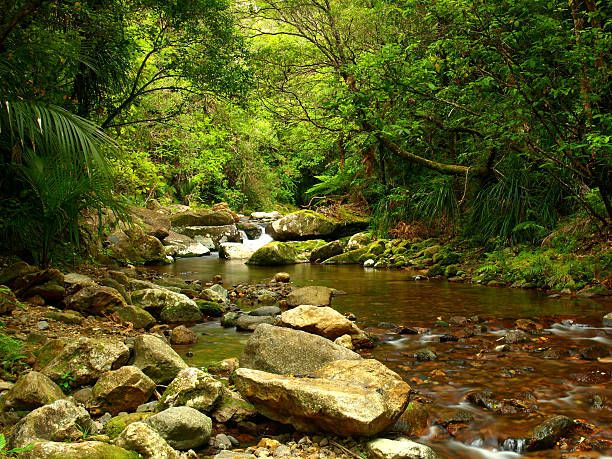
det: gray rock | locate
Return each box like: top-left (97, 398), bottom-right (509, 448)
top-left (219, 243), bottom-right (255, 260)
top-left (89, 366), bottom-right (156, 416)
top-left (145, 406), bottom-right (212, 450)
top-left (164, 231), bottom-right (211, 258)
top-left (221, 311), bottom-right (241, 328)
top-left (132, 335), bottom-right (188, 384)
top-left (36, 320), bottom-right (49, 330)
top-left (249, 306), bottom-right (281, 317)
top-left (137, 401), bottom-right (159, 412)
top-left (213, 433), bottom-right (233, 450)
top-left (239, 324), bottom-right (361, 375)
top-left (106, 226), bottom-right (168, 266)
top-left (157, 367), bottom-right (223, 413)
top-left (366, 438), bottom-right (441, 459)
top-left (179, 225), bottom-right (240, 250)
top-left (0, 371), bottom-right (64, 411)
top-left (171, 209), bottom-right (235, 228)
top-left (8, 399), bottom-right (94, 449)
top-left (116, 421), bottom-right (180, 459)
top-left (44, 310), bottom-right (84, 325)
top-left (287, 286), bottom-right (333, 307)
top-left (236, 315), bottom-right (277, 331)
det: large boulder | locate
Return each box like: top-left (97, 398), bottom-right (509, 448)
top-left (280, 305), bottom-right (372, 348)
top-left (132, 335), bottom-right (188, 384)
top-left (41, 337), bottom-right (130, 387)
top-left (21, 441), bottom-right (139, 459)
top-left (310, 240), bottom-right (345, 262)
top-left (0, 371), bottom-right (64, 411)
top-left (116, 422), bottom-right (180, 459)
top-left (107, 226), bottom-right (168, 265)
top-left (178, 225), bottom-right (240, 250)
top-left (170, 209), bottom-right (235, 228)
top-left (8, 399), bottom-right (94, 449)
top-left (366, 438), bottom-right (440, 459)
top-left (144, 406), bottom-right (212, 450)
top-left (239, 324), bottom-right (361, 375)
top-left (157, 367), bottom-right (223, 413)
top-left (163, 231), bottom-right (210, 258)
top-left (286, 286), bottom-right (333, 307)
top-left (66, 285), bottom-right (127, 315)
top-left (246, 242), bottom-right (299, 266)
top-left (132, 288), bottom-right (202, 323)
top-left (0, 286), bottom-right (19, 314)
top-left (115, 305), bottom-right (156, 329)
top-left (234, 359), bottom-right (410, 437)
top-left (219, 242), bottom-right (255, 260)
top-left (88, 366), bottom-right (156, 416)
top-left (130, 206), bottom-right (171, 240)
top-left (267, 210), bottom-right (337, 241)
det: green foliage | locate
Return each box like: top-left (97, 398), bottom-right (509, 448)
top-left (0, 329), bottom-right (24, 373)
top-left (59, 371), bottom-right (75, 394)
top-left (0, 433), bottom-right (34, 456)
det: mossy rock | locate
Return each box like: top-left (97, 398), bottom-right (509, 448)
top-left (322, 247), bottom-right (369, 265)
top-left (367, 240), bottom-right (387, 256)
top-left (103, 412), bottom-right (153, 439)
top-left (33, 339), bottom-right (68, 370)
top-left (444, 265), bottom-right (459, 278)
top-left (426, 264), bottom-right (445, 277)
top-left (22, 440), bottom-right (140, 459)
top-left (196, 300), bottom-right (225, 317)
top-left (246, 242), bottom-right (299, 266)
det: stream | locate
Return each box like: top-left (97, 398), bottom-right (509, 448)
top-left (149, 254), bottom-right (612, 458)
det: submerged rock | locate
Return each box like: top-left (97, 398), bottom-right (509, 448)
top-left (239, 324), bottom-right (361, 375)
top-left (234, 359), bottom-right (410, 437)
top-left (527, 415), bottom-right (573, 451)
top-left (280, 305), bottom-right (372, 348)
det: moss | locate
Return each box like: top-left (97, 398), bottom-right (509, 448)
top-left (34, 339), bottom-right (68, 370)
top-left (246, 242), bottom-right (299, 265)
top-left (322, 247), bottom-right (369, 264)
top-left (196, 300), bottom-right (225, 317)
top-left (102, 412), bottom-right (152, 439)
top-left (444, 264), bottom-right (459, 277)
top-left (426, 264), bottom-right (445, 277)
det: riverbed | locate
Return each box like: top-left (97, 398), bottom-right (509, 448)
top-left (149, 256), bottom-right (612, 458)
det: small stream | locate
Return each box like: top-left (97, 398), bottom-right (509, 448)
top-left (149, 252), bottom-right (612, 458)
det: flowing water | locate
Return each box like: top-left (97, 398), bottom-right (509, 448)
top-left (149, 254), bottom-right (612, 458)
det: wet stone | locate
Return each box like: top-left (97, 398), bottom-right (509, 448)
top-left (416, 349), bottom-right (437, 361)
top-left (439, 334), bottom-right (459, 343)
top-left (579, 344), bottom-right (610, 361)
top-left (573, 367), bottom-right (611, 384)
top-left (504, 329), bottom-right (528, 344)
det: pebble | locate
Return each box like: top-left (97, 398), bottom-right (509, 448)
top-left (37, 320), bottom-right (49, 330)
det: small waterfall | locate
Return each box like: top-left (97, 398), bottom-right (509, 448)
top-left (242, 226), bottom-right (273, 251)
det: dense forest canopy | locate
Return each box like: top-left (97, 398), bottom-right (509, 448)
top-left (0, 0), bottom-right (610, 262)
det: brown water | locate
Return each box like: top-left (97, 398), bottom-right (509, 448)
top-left (151, 257), bottom-right (612, 458)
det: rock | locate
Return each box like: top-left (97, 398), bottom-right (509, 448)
top-left (170, 325), bottom-right (198, 345)
top-left (115, 305), bottom-right (156, 329)
top-left (88, 366), bottom-right (156, 416)
top-left (234, 359), bottom-right (410, 437)
top-left (211, 389), bottom-right (256, 424)
top-left (44, 310), bottom-right (83, 325)
top-left (107, 226), bottom-right (168, 265)
top-left (527, 415), bottom-right (573, 451)
top-left (580, 344), bottom-right (610, 360)
top-left (66, 285), bottom-right (127, 315)
top-left (366, 438), bottom-right (440, 459)
top-left (363, 258), bottom-right (375, 267)
top-left (237, 222), bottom-right (262, 239)
top-left (72, 386), bottom-right (93, 405)
top-left (157, 367), bottom-right (223, 412)
top-left (221, 312), bottom-right (241, 328)
top-left (267, 210), bottom-right (356, 241)
top-left (132, 334), bottom-right (188, 384)
top-left (280, 305), bottom-right (372, 348)
top-left (250, 211), bottom-right (281, 220)
top-left (0, 262), bottom-right (38, 288)
top-left (179, 225), bottom-right (240, 250)
top-left (13, 269), bottom-right (64, 301)
top-left (0, 371), bottom-right (64, 411)
top-left (219, 242), bottom-right (255, 260)
top-left (145, 406), bottom-right (212, 450)
top-left (214, 452), bottom-right (255, 459)
top-left (208, 358), bottom-right (239, 376)
top-left (347, 232), bottom-right (372, 251)
top-left (504, 329), bottom-right (529, 344)
top-left (240, 324), bottom-right (361, 375)
top-left (246, 242), bottom-right (299, 266)
top-left (515, 319), bottom-right (541, 331)
top-left (21, 440), bottom-right (139, 459)
top-left (334, 334), bottom-right (354, 350)
top-left (236, 315), bottom-right (277, 331)
top-left (416, 350), bottom-right (437, 361)
top-left (212, 432), bottom-right (233, 450)
top-left (196, 300), bottom-right (225, 317)
top-left (272, 272), bottom-right (290, 283)
top-left (116, 421), bottom-right (180, 459)
top-left (572, 366), bottom-right (611, 384)
top-left (249, 306), bottom-right (281, 316)
top-left (171, 209), bottom-right (235, 228)
top-left (41, 337), bottom-right (130, 387)
top-left (132, 288), bottom-right (202, 323)
top-left (103, 412), bottom-right (153, 439)
top-left (164, 231), bottom-right (211, 257)
top-left (395, 402), bottom-right (429, 436)
top-left (0, 286), bottom-right (19, 314)
top-left (286, 286), bottom-right (333, 307)
top-left (63, 272), bottom-right (95, 289)
top-left (603, 312), bottom-right (612, 327)
top-left (8, 399), bottom-right (94, 449)
top-left (310, 240), bottom-right (345, 262)
top-left (130, 205), bottom-right (171, 240)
